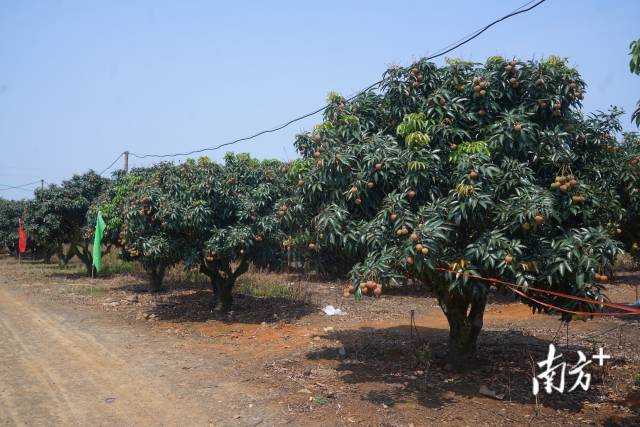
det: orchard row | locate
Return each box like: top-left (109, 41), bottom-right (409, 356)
top-left (2, 55), bottom-right (640, 365)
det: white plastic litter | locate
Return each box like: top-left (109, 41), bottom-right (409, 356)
top-left (321, 305), bottom-right (346, 316)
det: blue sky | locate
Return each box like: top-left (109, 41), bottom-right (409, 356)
top-left (1, 0), bottom-right (639, 199)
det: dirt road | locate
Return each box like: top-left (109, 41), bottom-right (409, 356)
top-left (0, 284), bottom-right (282, 427)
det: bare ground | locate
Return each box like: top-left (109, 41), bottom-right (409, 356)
top-left (1, 255), bottom-right (639, 426)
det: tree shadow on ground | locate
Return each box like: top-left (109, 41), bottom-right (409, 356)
top-left (305, 325), bottom-right (614, 414)
top-left (144, 288), bottom-right (317, 324)
top-left (47, 270), bottom-right (135, 281)
top-left (114, 279), bottom-right (212, 294)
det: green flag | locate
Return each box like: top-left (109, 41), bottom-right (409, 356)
top-left (92, 211), bottom-right (106, 272)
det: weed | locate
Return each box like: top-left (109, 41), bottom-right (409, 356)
top-left (165, 263), bottom-right (208, 284)
top-left (236, 276), bottom-right (292, 298)
top-left (313, 395), bottom-right (330, 406)
top-left (236, 271), bottom-right (312, 303)
top-left (413, 342), bottom-right (432, 368)
top-left (63, 284), bottom-right (109, 296)
top-left (101, 257), bottom-right (141, 275)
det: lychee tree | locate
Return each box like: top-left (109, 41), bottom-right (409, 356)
top-left (285, 56), bottom-right (639, 366)
top-left (90, 168), bottom-right (155, 261)
top-left (117, 154), bottom-right (289, 309)
top-left (23, 187), bottom-right (68, 264)
top-left (23, 172), bottom-right (110, 270)
top-left (111, 162), bottom-right (186, 291)
top-left (618, 131), bottom-right (640, 261)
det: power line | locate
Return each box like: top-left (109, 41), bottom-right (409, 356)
top-left (4, 147), bottom-right (124, 188)
top-left (426, 0), bottom-right (540, 59)
top-left (128, 0), bottom-right (547, 161)
top-left (130, 78), bottom-right (383, 160)
top-left (431, 0), bottom-right (547, 59)
top-left (0, 180), bottom-right (42, 191)
top-left (331, 0), bottom-right (540, 103)
top-left (0, 186), bottom-right (38, 193)
top-left (5, 148), bottom-right (123, 190)
top-left (98, 152), bottom-right (124, 176)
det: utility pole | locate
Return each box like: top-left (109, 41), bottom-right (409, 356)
top-left (123, 151), bottom-right (129, 174)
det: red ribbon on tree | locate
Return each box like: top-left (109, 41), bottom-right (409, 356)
top-left (18, 219), bottom-right (27, 254)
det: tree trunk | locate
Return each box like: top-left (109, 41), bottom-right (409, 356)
top-left (74, 243), bottom-right (93, 276)
top-left (42, 246), bottom-right (55, 264)
top-left (79, 252), bottom-right (93, 275)
top-left (219, 279), bottom-right (234, 312)
top-left (440, 292), bottom-right (487, 368)
top-left (202, 273), bottom-right (234, 312)
top-left (57, 245), bottom-right (73, 266)
top-left (210, 279), bottom-right (221, 309)
top-left (200, 259), bottom-right (249, 312)
top-left (200, 265), bottom-right (222, 309)
top-left (148, 265), bottom-right (166, 293)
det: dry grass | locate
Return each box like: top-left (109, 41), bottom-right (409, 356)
top-left (165, 264), bottom-right (208, 284)
top-left (236, 270), bottom-right (312, 303)
top-left (62, 284), bottom-right (109, 296)
top-left (101, 252), bottom-right (142, 275)
top-left (160, 263), bottom-right (313, 305)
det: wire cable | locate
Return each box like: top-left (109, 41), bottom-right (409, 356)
top-left (98, 152), bottom-right (124, 176)
top-left (0, 180), bottom-right (42, 191)
top-left (3, 149), bottom-right (124, 191)
top-left (130, 78), bottom-right (386, 160)
top-left (421, 0), bottom-right (546, 60)
top-left (0, 186), bottom-right (38, 193)
top-left (129, 0), bottom-right (548, 160)
top-left (426, 0), bottom-right (539, 59)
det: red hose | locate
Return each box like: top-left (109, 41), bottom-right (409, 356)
top-left (435, 267), bottom-right (640, 316)
top-left (508, 286), bottom-right (639, 317)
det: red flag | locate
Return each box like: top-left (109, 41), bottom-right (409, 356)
top-left (18, 219), bottom-right (27, 253)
